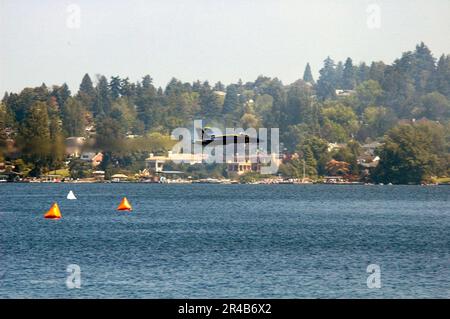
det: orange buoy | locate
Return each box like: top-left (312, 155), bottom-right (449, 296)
top-left (117, 197), bottom-right (132, 211)
top-left (44, 202), bottom-right (62, 219)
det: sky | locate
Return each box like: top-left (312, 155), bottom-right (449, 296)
top-left (1, 0), bottom-right (449, 94)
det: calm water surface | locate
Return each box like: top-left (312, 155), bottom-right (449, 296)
top-left (0, 184), bottom-right (449, 298)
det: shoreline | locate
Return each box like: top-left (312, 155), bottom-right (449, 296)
top-left (0, 180), bottom-right (446, 186)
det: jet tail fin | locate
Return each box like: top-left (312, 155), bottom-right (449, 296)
top-left (194, 127), bottom-right (205, 140)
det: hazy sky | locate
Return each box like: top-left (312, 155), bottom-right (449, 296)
top-left (1, 0), bottom-right (449, 94)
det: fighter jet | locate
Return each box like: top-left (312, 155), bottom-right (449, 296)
top-left (194, 127), bottom-right (261, 147)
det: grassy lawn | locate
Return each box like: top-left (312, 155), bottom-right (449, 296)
top-left (45, 168), bottom-right (70, 178)
top-left (433, 177), bottom-right (450, 184)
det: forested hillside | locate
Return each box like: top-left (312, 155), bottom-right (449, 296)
top-left (0, 42), bottom-right (449, 183)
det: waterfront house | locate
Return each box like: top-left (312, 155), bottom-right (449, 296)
top-left (335, 89), bottom-right (356, 97)
top-left (146, 151), bottom-right (207, 172)
top-left (226, 153), bottom-right (281, 175)
top-left (111, 173), bottom-right (128, 182)
top-left (324, 176), bottom-right (347, 184)
top-left (93, 170), bottom-right (105, 181)
top-left (80, 151), bottom-right (103, 167)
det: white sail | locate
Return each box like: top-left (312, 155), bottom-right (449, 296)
top-left (67, 190), bottom-right (77, 200)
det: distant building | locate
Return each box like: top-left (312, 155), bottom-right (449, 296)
top-left (361, 142), bottom-right (383, 154)
top-left (111, 174), bottom-right (128, 182)
top-left (357, 142), bottom-right (383, 168)
top-left (146, 151), bottom-right (207, 172)
top-left (324, 176), bottom-right (347, 184)
top-left (80, 151), bottom-right (103, 167)
top-left (213, 91), bottom-right (226, 97)
top-left (146, 155), bottom-right (167, 173)
top-left (327, 142), bottom-right (346, 152)
top-left (335, 89), bottom-right (356, 97)
top-left (226, 153), bottom-right (281, 175)
top-left (93, 170), bottom-right (105, 181)
top-left (146, 151), bottom-right (280, 176)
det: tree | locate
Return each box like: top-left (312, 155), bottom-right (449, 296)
top-left (120, 77), bottom-right (134, 98)
top-left (284, 80), bottom-right (314, 126)
top-left (357, 62), bottom-right (370, 83)
top-left (142, 75), bottom-right (153, 89)
top-left (19, 102), bottom-right (51, 176)
top-left (52, 83), bottom-right (71, 109)
top-left (48, 113), bottom-right (65, 171)
top-left (335, 61), bottom-right (344, 89)
top-left (94, 114), bottom-right (126, 151)
top-left (373, 123), bottom-right (445, 184)
top-left (213, 81), bottom-right (225, 92)
top-left (326, 159), bottom-right (350, 176)
top-left (302, 145), bottom-right (318, 177)
top-left (355, 80), bottom-right (383, 113)
top-left (69, 158), bottom-right (89, 179)
top-left (320, 102), bottom-right (359, 141)
top-left (222, 84), bottom-right (240, 115)
top-left (78, 73), bottom-right (96, 110)
top-left (433, 54), bottom-right (450, 98)
top-left (199, 81), bottom-right (222, 120)
top-left (316, 57), bottom-right (337, 100)
top-left (332, 142), bottom-right (360, 175)
top-left (0, 102), bottom-right (10, 155)
top-left (93, 76), bottom-right (111, 116)
top-left (360, 106), bottom-right (397, 140)
top-left (420, 92), bottom-right (450, 121)
top-left (412, 42), bottom-right (436, 93)
top-left (369, 62), bottom-right (386, 83)
top-left (342, 58), bottom-right (356, 90)
top-left (299, 136), bottom-right (330, 176)
top-left (109, 76), bottom-right (122, 100)
top-left (136, 77), bottom-right (159, 130)
top-left (303, 63), bottom-right (315, 84)
top-left (61, 97), bottom-right (85, 136)
top-left (258, 78), bottom-right (286, 128)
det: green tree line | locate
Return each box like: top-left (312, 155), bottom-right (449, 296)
top-left (0, 42), bottom-right (449, 182)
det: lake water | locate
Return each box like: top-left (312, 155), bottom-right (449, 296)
top-left (0, 184), bottom-right (449, 298)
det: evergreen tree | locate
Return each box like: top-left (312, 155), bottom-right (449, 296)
top-left (199, 81), bottom-right (222, 120)
top-left (357, 62), bottom-right (370, 83)
top-left (120, 77), bottom-right (133, 98)
top-left (213, 81), bottom-right (225, 92)
top-left (413, 42), bottom-right (436, 93)
top-left (335, 61), bottom-right (344, 89)
top-left (302, 145), bottom-right (318, 177)
top-left (93, 76), bottom-right (111, 116)
top-left (284, 80), bottom-right (313, 126)
top-left (109, 76), bottom-right (122, 100)
top-left (302, 63), bottom-right (315, 84)
top-left (316, 57), bottom-right (337, 100)
top-left (342, 58), bottom-right (356, 90)
top-left (136, 79), bottom-right (158, 130)
top-left (142, 75), bottom-right (153, 89)
top-left (433, 54), bottom-right (450, 98)
top-left (61, 97), bottom-right (85, 136)
top-left (52, 83), bottom-right (71, 109)
top-left (48, 113), bottom-right (65, 171)
top-left (78, 73), bottom-right (96, 111)
top-left (19, 101), bottom-right (51, 176)
top-left (222, 84), bottom-right (240, 115)
top-left (0, 103), bottom-right (9, 154)
top-left (369, 61), bottom-right (387, 83)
